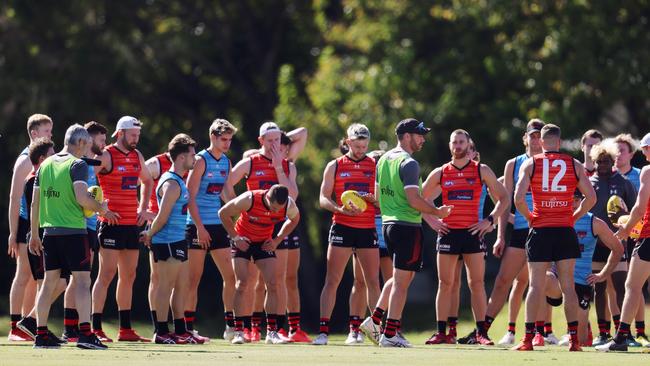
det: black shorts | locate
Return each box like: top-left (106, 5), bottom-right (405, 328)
top-left (626, 239), bottom-right (636, 263)
top-left (436, 229), bottom-right (485, 255)
top-left (328, 223), bottom-right (378, 249)
top-left (87, 229), bottom-right (99, 252)
top-left (98, 222), bottom-right (141, 250)
top-left (186, 224), bottom-right (230, 251)
top-left (592, 238), bottom-right (627, 263)
top-left (526, 227), bottom-right (580, 262)
top-left (231, 242), bottom-right (276, 262)
top-left (270, 222), bottom-right (301, 250)
top-left (383, 223), bottom-right (423, 272)
top-left (27, 229), bottom-right (69, 280)
top-left (17, 217), bottom-right (30, 244)
top-left (379, 247), bottom-right (390, 258)
top-left (575, 283), bottom-right (593, 310)
top-left (42, 234), bottom-right (91, 272)
top-left (151, 241), bottom-right (188, 263)
top-left (509, 229), bottom-right (528, 250)
top-left (632, 238), bottom-right (650, 262)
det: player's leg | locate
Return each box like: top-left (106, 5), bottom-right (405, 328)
top-left (347, 255), bottom-right (367, 344)
top-left (464, 252), bottom-right (490, 343)
top-left (231, 256), bottom-right (252, 344)
top-left (555, 258), bottom-right (580, 349)
top-left (10, 243), bottom-right (36, 337)
top-left (485, 247), bottom-right (527, 332)
top-left (447, 259), bottom-right (462, 341)
top-left (256, 256), bottom-right (282, 343)
top-left (274, 249), bottom-right (289, 334)
top-left (91, 247), bottom-right (119, 338)
top-left (285, 248), bottom-right (308, 341)
top-left (147, 252), bottom-right (159, 334)
top-left (115, 249), bottom-right (141, 338)
top-left (431, 253), bottom-right (459, 342)
top-left (317, 245), bottom-right (353, 338)
top-left (210, 247), bottom-right (237, 339)
top-left (185, 248), bottom-right (206, 334)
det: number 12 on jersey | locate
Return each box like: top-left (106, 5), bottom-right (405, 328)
top-left (541, 158), bottom-right (567, 192)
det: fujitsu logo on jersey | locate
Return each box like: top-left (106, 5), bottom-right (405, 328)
top-left (381, 186), bottom-right (395, 196)
top-left (540, 198), bottom-right (569, 208)
top-left (44, 186), bottom-right (60, 198)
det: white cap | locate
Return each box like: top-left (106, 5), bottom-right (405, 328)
top-left (640, 133), bottom-right (650, 148)
top-left (259, 121), bottom-right (280, 137)
top-left (112, 116), bottom-right (142, 137)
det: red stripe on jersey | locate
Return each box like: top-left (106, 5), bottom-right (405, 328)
top-left (97, 145), bottom-right (142, 225)
top-left (639, 197), bottom-right (650, 238)
top-left (332, 155), bottom-right (376, 229)
top-left (530, 152), bottom-right (579, 228)
top-left (235, 190), bottom-right (287, 242)
top-left (246, 153), bottom-right (290, 191)
top-left (148, 153), bottom-right (173, 214)
top-left (440, 160), bottom-right (483, 229)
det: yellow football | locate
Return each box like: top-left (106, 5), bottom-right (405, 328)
top-left (84, 185), bottom-right (103, 218)
top-left (341, 190), bottom-right (368, 212)
top-left (607, 195), bottom-right (628, 224)
top-left (618, 215), bottom-right (642, 240)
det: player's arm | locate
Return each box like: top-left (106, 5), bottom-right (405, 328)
top-left (320, 161), bottom-right (349, 214)
top-left (588, 217), bottom-right (624, 284)
top-left (573, 159), bottom-right (597, 222)
top-left (221, 158), bottom-right (250, 203)
top-left (513, 159), bottom-right (533, 223)
top-left (186, 156), bottom-right (210, 248)
top-left (470, 164), bottom-right (509, 237)
top-left (218, 191), bottom-right (253, 251)
top-left (144, 156), bottom-right (161, 182)
top-left (143, 180), bottom-right (180, 246)
top-left (264, 198), bottom-right (301, 251)
top-left (136, 151), bottom-right (155, 225)
top-left (7, 155), bottom-right (31, 256)
top-left (276, 160), bottom-right (299, 200)
top-left (406, 164), bottom-right (451, 218)
top-left (28, 178), bottom-right (42, 256)
top-left (617, 166), bottom-right (650, 240)
top-left (286, 127), bottom-right (308, 161)
top-left (498, 159), bottom-right (515, 239)
top-left (421, 167), bottom-right (449, 231)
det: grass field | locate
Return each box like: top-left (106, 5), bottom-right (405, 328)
top-left (2, 306), bottom-right (650, 366)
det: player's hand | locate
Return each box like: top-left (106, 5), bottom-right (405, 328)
top-left (361, 193), bottom-right (376, 204)
top-left (7, 233), bottom-right (18, 258)
top-left (434, 205), bottom-right (453, 219)
top-left (423, 214), bottom-right (449, 235)
top-left (136, 208), bottom-right (155, 227)
top-left (270, 144), bottom-right (284, 171)
top-left (469, 218), bottom-right (494, 238)
top-left (587, 272), bottom-right (606, 285)
top-left (196, 225), bottom-right (212, 250)
top-left (102, 208), bottom-right (121, 225)
top-left (338, 203), bottom-right (363, 216)
top-left (29, 234), bottom-right (43, 256)
top-left (615, 226), bottom-right (631, 241)
top-left (139, 230), bottom-right (152, 248)
top-left (232, 236), bottom-right (250, 252)
top-left (492, 237), bottom-right (506, 258)
top-left (262, 237), bottom-right (280, 251)
top-left (508, 213), bottom-right (515, 225)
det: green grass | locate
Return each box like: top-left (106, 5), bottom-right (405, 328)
top-left (1, 306), bottom-right (650, 366)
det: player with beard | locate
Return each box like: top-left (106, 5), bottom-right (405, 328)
top-left (359, 119), bottom-right (451, 348)
top-left (597, 132), bottom-right (650, 352)
top-left (511, 124), bottom-right (596, 352)
top-left (7, 114), bottom-right (53, 341)
top-left (91, 116), bottom-right (154, 342)
top-left (423, 129), bottom-right (508, 346)
top-left (222, 122), bottom-right (299, 344)
top-left (480, 119), bottom-right (544, 345)
top-left (183, 119), bottom-right (238, 343)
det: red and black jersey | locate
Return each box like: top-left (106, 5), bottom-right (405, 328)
top-left (440, 160), bottom-right (483, 229)
top-left (148, 153), bottom-right (172, 214)
top-left (332, 155), bottom-right (375, 229)
top-left (246, 153), bottom-right (290, 191)
top-left (530, 152), bottom-right (579, 228)
top-left (639, 196), bottom-right (650, 239)
top-left (235, 190), bottom-right (287, 242)
top-left (97, 144), bottom-right (142, 225)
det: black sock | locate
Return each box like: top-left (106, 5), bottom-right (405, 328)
top-left (476, 321), bottom-right (486, 336)
top-left (150, 311), bottom-right (158, 332)
top-left (37, 326), bottom-right (48, 336)
top-left (157, 322), bottom-right (169, 335)
top-left (614, 322), bottom-right (631, 344)
top-left (184, 311), bottom-right (195, 331)
top-left (525, 322), bottom-right (535, 340)
top-left (119, 310), bottom-right (131, 329)
top-left (244, 316), bottom-right (252, 330)
top-left (174, 318), bottom-right (186, 335)
top-left (64, 308), bottom-right (79, 333)
top-left (10, 314), bottom-right (21, 330)
top-left (92, 313), bottom-right (103, 331)
top-left (277, 314), bottom-right (287, 331)
top-left (437, 320), bottom-right (447, 334)
top-left (224, 311), bottom-right (235, 327)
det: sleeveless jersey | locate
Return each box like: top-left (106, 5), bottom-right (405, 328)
top-left (440, 160), bottom-right (483, 229)
top-left (148, 153), bottom-right (173, 214)
top-left (478, 185), bottom-right (488, 219)
top-left (377, 149), bottom-right (422, 224)
top-left (234, 190), bottom-right (287, 242)
top-left (38, 154), bottom-right (85, 229)
top-left (18, 147), bottom-right (29, 220)
top-left (187, 149), bottom-right (230, 225)
top-left (246, 153), bottom-right (290, 191)
top-left (332, 155), bottom-right (376, 229)
top-left (574, 213), bottom-right (597, 286)
top-left (97, 145), bottom-right (141, 225)
top-left (639, 192), bottom-right (650, 238)
top-left (622, 167), bottom-right (641, 192)
top-left (152, 172), bottom-right (188, 244)
top-left (513, 154), bottom-right (534, 230)
top-left (86, 165), bottom-right (98, 231)
top-left (530, 152), bottom-right (579, 228)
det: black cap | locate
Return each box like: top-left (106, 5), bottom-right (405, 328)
top-left (395, 118), bottom-right (431, 135)
top-left (526, 119), bottom-right (545, 135)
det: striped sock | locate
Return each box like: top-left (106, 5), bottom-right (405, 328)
top-left (319, 318), bottom-right (330, 335)
top-left (384, 319), bottom-right (400, 338)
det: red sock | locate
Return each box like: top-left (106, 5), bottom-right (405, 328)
top-left (319, 318), bottom-right (330, 335)
top-left (371, 307), bottom-right (385, 325)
